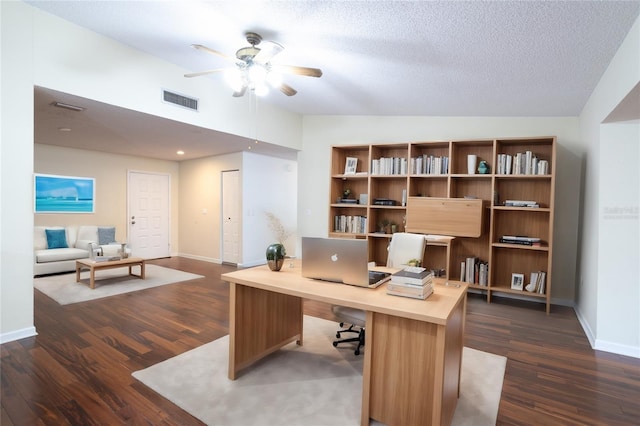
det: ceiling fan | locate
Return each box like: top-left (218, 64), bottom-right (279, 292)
top-left (184, 32), bottom-right (323, 97)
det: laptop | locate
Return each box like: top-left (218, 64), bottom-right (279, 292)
top-left (301, 237), bottom-right (391, 288)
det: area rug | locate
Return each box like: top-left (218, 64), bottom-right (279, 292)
top-left (133, 315), bottom-right (506, 426)
top-left (34, 265), bottom-right (204, 305)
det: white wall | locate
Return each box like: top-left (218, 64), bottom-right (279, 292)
top-left (242, 152), bottom-right (298, 266)
top-left (1, 1), bottom-right (36, 343)
top-left (177, 151), bottom-right (297, 267)
top-left (578, 16), bottom-right (640, 358)
top-left (597, 123), bottom-right (639, 354)
top-left (299, 116), bottom-right (580, 303)
top-left (178, 152), bottom-right (242, 263)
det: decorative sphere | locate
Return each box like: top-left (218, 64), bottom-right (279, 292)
top-left (266, 243), bottom-right (286, 271)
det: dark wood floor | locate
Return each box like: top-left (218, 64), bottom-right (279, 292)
top-left (2, 257), bottom-right (639, 425)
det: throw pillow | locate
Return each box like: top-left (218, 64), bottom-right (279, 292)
top-left (98, 227), bottom-right (116, 245)
top-left (45, 229), bottom-right (68, 249)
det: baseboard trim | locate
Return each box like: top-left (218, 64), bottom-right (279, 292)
top-left (1, 326), bottom-right (37, 345)
top-left (594, 339), bottom-right (640, 359)
top-left (176, 253), bottom-right (221, 264)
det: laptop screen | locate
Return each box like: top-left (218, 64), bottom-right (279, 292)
top-left (301, 237), bottom-right (389, 287)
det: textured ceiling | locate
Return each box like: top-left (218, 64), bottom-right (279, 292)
top-left (26, 0), bottom-right (640, 160)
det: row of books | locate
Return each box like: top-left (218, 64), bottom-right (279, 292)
top-left (410, 155), bottom-right (449, 175)
top-left (525, 271), bottom-right (547, 294)
top-left (370, 155), bottom-right (450, 175)
top-left (460, 257), bottom-right (488, 286)
top-left (333, 215), bottom-right (367, 234)
top-left (496, 152), bottom-right (549, 175)
top-left (371, 157), bottom-right (407, 175)
top-left (386, 266), bottom-right (434, 300)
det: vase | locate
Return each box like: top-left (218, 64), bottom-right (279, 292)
top-left (266, 243), bottom-right (286, 271)
top-left (478, 160), bottom-right (489, 174)
top-left (467, 154), bottom-right (477, 174)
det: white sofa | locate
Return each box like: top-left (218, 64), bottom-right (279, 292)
top-left (34, 225), bottom-right (125, 276)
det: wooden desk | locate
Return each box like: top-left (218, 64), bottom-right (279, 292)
top-left (221, 261), bottom-right (467, 426)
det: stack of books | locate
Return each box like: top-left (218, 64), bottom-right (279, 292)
top-left (386, 266), bottom-right (434, 300)
top-left (504, 199), bottom-right (539, 208)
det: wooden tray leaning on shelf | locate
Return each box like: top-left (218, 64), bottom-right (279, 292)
top-left (405, 197), bottom-right (484, 237)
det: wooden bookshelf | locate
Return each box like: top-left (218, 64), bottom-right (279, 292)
top-left (329, 137), bottom-right (556, 312)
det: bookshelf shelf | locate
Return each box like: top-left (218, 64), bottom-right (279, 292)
top-left (329, 137), bottom-right (555, 312)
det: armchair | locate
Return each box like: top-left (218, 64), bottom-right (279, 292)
top-left (331, 232), bottom-right (427, 355)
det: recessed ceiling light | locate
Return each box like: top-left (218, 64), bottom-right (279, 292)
top-left (176, 150), bottom-right (185, 155)
top-left (58, 127), bottom-right (71, 132)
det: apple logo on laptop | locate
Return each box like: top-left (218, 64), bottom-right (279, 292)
top-left (331, 253), bottom-right (338, 262)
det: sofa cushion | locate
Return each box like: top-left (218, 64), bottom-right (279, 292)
top-left (35, 248), bottom-right (88, 263)
top-left (45, 229), bottom-right (68, 249)
top-left (34, 226), bottom-right (62, 250)
top-left (75, 239), bottom-right (94, 251)
top-left (98, 227), bottom-right (116, 245)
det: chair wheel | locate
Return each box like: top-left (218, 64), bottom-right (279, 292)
top-left (336, 332), bottom-right (341, 338)
top-left (355, 349), bottom-right (360, 355)
top-left (333, 342), bottom-right (338, 347)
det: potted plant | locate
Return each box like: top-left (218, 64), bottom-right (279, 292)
top-left (378, 218), bottom-right (390, 233)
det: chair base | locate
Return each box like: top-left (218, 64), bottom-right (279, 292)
top-left (333, 322), bottom-right (365, 355)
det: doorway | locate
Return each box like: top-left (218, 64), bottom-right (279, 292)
top-left (221, 170), bottom-right (240, 265)
top-left (127, 171), bottom-right (171, 259)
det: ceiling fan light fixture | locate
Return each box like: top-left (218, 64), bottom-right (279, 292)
top-left (224, 68), bottom-right (245, 92)
top-left (253, 82), bottom-right (269, 97)
top-left (248, 63), bottom-right (268, 85)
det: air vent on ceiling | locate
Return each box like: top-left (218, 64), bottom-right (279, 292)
top-left (162, 89), bottom-right (198, 111)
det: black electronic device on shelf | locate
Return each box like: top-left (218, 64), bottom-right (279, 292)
top-left (373, 198), bottom-right (397, 206)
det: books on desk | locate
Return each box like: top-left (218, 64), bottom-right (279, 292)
top-left (387, 267), bottom-right (434, 300)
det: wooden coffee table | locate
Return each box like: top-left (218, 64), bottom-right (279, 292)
top-left (76, 257), bottom-right (146, 289)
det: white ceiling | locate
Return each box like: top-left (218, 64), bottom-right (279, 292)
top-left (27, 1), bottom-right (640, 161)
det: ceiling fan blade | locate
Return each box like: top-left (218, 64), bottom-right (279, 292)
top-left (191, 44), bottom-right (234, 62)
top-left (254, 41), bottom-right (284, 63)
top-left (184, 68), bottom-right (226, 78)
top-left (278, 82), bottom-right (297, 97)
top-left (232, 85), bottom-right (247, 97)
top-left (272, 64), bottom-right (323, 78)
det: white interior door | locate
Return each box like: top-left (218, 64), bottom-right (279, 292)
top-left (127, 171), bottom-right (170, 259)
top-left (222, 170), bottom-right (240, 265)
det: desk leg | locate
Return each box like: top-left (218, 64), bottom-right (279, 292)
top-left (228, 282), bottom-right (303, 380)
top-left (90, 268), bottom-right (96, 289)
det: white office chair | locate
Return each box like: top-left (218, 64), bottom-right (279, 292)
top-left (332, 232), bottom-right (427, 355)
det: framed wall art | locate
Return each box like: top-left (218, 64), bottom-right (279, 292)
top-left (34, 173), bottom-right (95, 213)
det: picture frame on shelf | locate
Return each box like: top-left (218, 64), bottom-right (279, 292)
top-left (344, 157), bottom-right (358, 175)
top-left (511, 273), bottom-right (524, 291)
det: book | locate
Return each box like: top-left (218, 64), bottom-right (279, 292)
top-left (386, 283), bottom-right (434, 300)
top-left (390, 266), bottom-right (433, 286)
top-left (499, 238), bottom-right (541, 246)
top-left (501, 236), bottom-right (540, 242)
